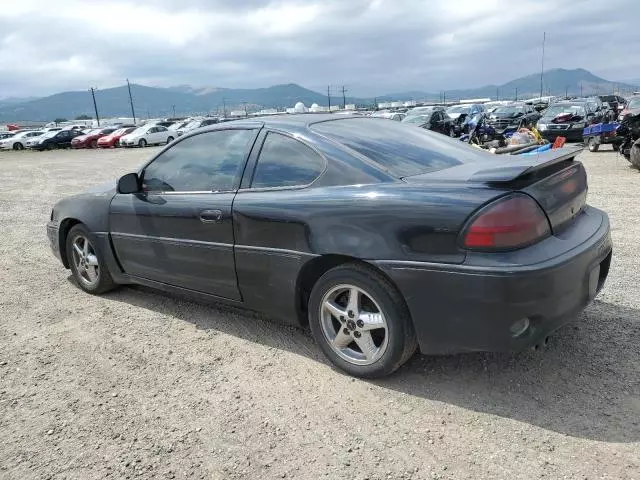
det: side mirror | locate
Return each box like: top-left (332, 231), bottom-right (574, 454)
top-left (117, 172), bottom-right (141, 194)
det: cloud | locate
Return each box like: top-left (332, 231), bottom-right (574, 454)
top-left (0, 0), bottom-right (638, 97)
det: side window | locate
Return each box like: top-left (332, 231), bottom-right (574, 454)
top-left (251, 133), bottom-right (325, 189)
top-left (142, 129), bottom-right (255, 193)
top-left (156, 126), bottom-right (167, 132)
top-left (148, 127), bottom-right (157, 133)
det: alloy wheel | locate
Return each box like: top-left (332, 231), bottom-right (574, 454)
top-left (71, 234), bottom-right (100, 288)
top-left (319, 284), bottom-right (389, 365)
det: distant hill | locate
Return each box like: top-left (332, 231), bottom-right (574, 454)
top-left (380, 68), bottom-right (639, 102)
top-left (1, 68), bottom-right (637, 122)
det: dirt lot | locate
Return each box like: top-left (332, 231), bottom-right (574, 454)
top-left (0, 145), bottom-right (638, 480)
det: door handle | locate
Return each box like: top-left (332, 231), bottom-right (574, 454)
top-left (199, 209), bottom-right (223, 223)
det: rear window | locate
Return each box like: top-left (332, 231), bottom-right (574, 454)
top-left (311, 118), bottom-right (485, 177)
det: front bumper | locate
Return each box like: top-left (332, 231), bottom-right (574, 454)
top-left (47, 222), bottom-right (61, 261)
top-left (541, 127), bottom-right (583, 142)
top-left (376, 206), bottom-right (612, 355)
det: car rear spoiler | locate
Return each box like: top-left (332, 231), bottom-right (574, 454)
top-left (403, 145), bottom-right (584, 184)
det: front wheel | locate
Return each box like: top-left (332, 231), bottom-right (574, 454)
top-left (13, 142), bottom-right (24, 151)
top-left (308, 263), bottom-right (417, 378)
top-left (90, 139), bottom-right (98, 149)
top-left (588, 137), bottom-right (599, 152)
top-left (166, 136), bottom-right (174, 144)
top-left (138, 138), bottom-right (147, 148)
top-left (66, 224), bottom-right (116, 294)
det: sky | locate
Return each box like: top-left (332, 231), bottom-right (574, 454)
top-left (0, 0), bottom-right (638, 98)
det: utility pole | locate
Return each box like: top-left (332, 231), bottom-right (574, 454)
top-left (515, 87), bottom-right (518, 101)
top-left (443, 91), bottom-right (446, 105)
top-left (146, 108), bottom-right (150, 119)
top-left (222, 98), bottom-right (227, 118)
top-left (327, 86), bottom-right (331, 112)
top-left (539, 31), bottom-right (546, 100)
top-left (126, 79), bottom-right (136, 124)
top-left (373, 97), bottom-right (377, 110)
top-left (580, 82), bottom-right (583, 96)
top-left (565, 85), bottom-right (569, 99)
top-left (89, 87), bottom-right (100, 126)
top-left (171, 104), bottom-right (176, 117)
top-left (341, 85), bottom-right (347, 109)
top-left (496, 87), bottom-right (499, 101)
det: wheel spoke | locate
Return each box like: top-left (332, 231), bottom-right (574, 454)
top-left (85, 254), bottom-right (99, 267)
top-left (332, 328), bottom-right (352, 349)
top-left (354, 331), bottom-right (377, 360)
top-left (82, 238), bottom-right (89, 256)
top-left (346, 287), bottom-right (360, 316)
top-left (85, 267), bottom-right (98, 282)
top-left (358, 312), bottom-right (385, 331)
top-left (73, 243), bottom-right (83, 257)
top-left (323, 301), bottom-right (346, 321)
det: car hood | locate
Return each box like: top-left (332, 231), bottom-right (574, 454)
top-left (540, 113), bottom-right (584, 124)
top-left (73, 134), bottom-right (93, 141)
top-left (490, 112), bottom-right (523, 119)
top-left (447, 112), bottom-right (463, 119)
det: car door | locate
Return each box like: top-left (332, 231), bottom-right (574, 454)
top-left (109, 128), bottom-right (260, 299)
top-left (154, 126), bottom-right (169, 144)
top-left (55, 130), bottom-right (72, 147)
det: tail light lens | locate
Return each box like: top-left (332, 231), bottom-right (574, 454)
top-left (461, 194), bottom-right (551, 251)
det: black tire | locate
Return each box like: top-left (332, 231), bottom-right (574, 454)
top-left (588, 137), bottom-right (599, 152)
top-left (449, 127), bottom-right (456, 138)
top-left (90, 139), bottom-right (98, 149)
top-left (166, 136), bottom-right (174, 144)
top-left (308, 263), bottom-right (417, 378)
top-left (13, 142), bottom-right (24, 151)
top-left (612, 143), bottom-right (620, 152)
top-left (138, 138), bottom-right (147, 148)
top-left (65, 224), bottom-right (117, 294)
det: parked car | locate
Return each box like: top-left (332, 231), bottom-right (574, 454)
top-left (402, 109), bottom-right (454, 136)
top-left (370, 111), bottom-right (405, 121)
top-left (30, 129), bottom-right (84, 150)
top-left (619, 96), bottom-right (640, 121)
top-left (485, 103), bottom-right (541, 133)
top-left (0, 131), bottom-right (17, 141)
top-left (97, 127), bottom-right (137, 148)
top-left (445, 103), bottom-right (485, 120)
top-left (46, 115), bottom-right (611, 378)
top-left (599, 95), bottom-right (627, 114)
top-left (176, 118), bottom-right (220, 136)
top-left (536, 102), bottom-right (592, 142)
top-left (0, 130), bottom-right (44, 150)
top-left (71, 128), bottom-right (118, 149)
top-left (583, 96), bottom-right (613, 122)
top-left (120, 125), bottom-right (175, 147)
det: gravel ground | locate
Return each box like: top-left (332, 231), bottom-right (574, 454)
top-left (0, 146), bottom-right (638, 480)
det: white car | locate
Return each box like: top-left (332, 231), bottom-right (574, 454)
top-left (0, 130), bottom-right (45, 150)
top-left (120, 125), bottom-right (175, 147)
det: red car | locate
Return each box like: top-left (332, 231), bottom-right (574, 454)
top-left (97, 127), bottom-right (137, 148)
top-left (71, 128), bottom-right (117, 149)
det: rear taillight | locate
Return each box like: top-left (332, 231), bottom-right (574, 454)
top-left (461, 194), bottom-right (551, 251)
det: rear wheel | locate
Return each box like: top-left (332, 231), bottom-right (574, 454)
top-left (588, 137), bottom-right (599, 152)
top-left (13, 142), bottom-right (23, 150)
top-left (66, 224), bottom-right (116, 294)
top-left (138, 138), bottom-right (147, 148)
top-left (308, 263), bottom-right (417, 378)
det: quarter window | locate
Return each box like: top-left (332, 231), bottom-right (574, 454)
top-left (251, 133), bottom-right (325, 188)
top-left (142, 129), bottom-right (255, 192)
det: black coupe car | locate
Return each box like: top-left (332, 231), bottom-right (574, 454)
top-left (47, 115), bottom-right (612, 378)
top-left (31, 129), bottom-right (84, 150)
top-left (486, 103), bottom-right (541, 133)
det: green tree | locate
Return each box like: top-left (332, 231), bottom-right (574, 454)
top-left (53, 118), bottom-right (68, 124)
top-left (75, 114), bottom-right (92, 120)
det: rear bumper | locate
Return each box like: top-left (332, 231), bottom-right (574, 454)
top-left (375, 206), bottom-right (612, 355)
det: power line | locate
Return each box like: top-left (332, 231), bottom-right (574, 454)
top-left (89, 87), bottom-right (100, 126)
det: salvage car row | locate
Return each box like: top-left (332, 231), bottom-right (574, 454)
top-left (0, 116), bottom-right (221, 151)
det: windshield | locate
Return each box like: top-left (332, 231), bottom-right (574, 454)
top-left (402, 114), bottom-right (432, 124)
top-left (84, 129), bottom-right (101, 135)
top-left (494, 105), bottom-right (524, 114)
top-left (544, 105), bottom-right (586, 117)
top-left (447, 105), bottom-right (471, 114)
top-left (628, 97), bottom-right (640, 108)
top-left (183, 120), bottom-right (201, 130)
top-left (40, 131), bottom-right (58, 139)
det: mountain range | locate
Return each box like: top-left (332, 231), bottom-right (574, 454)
top-left (0, 68), bottom-right (637, 123)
